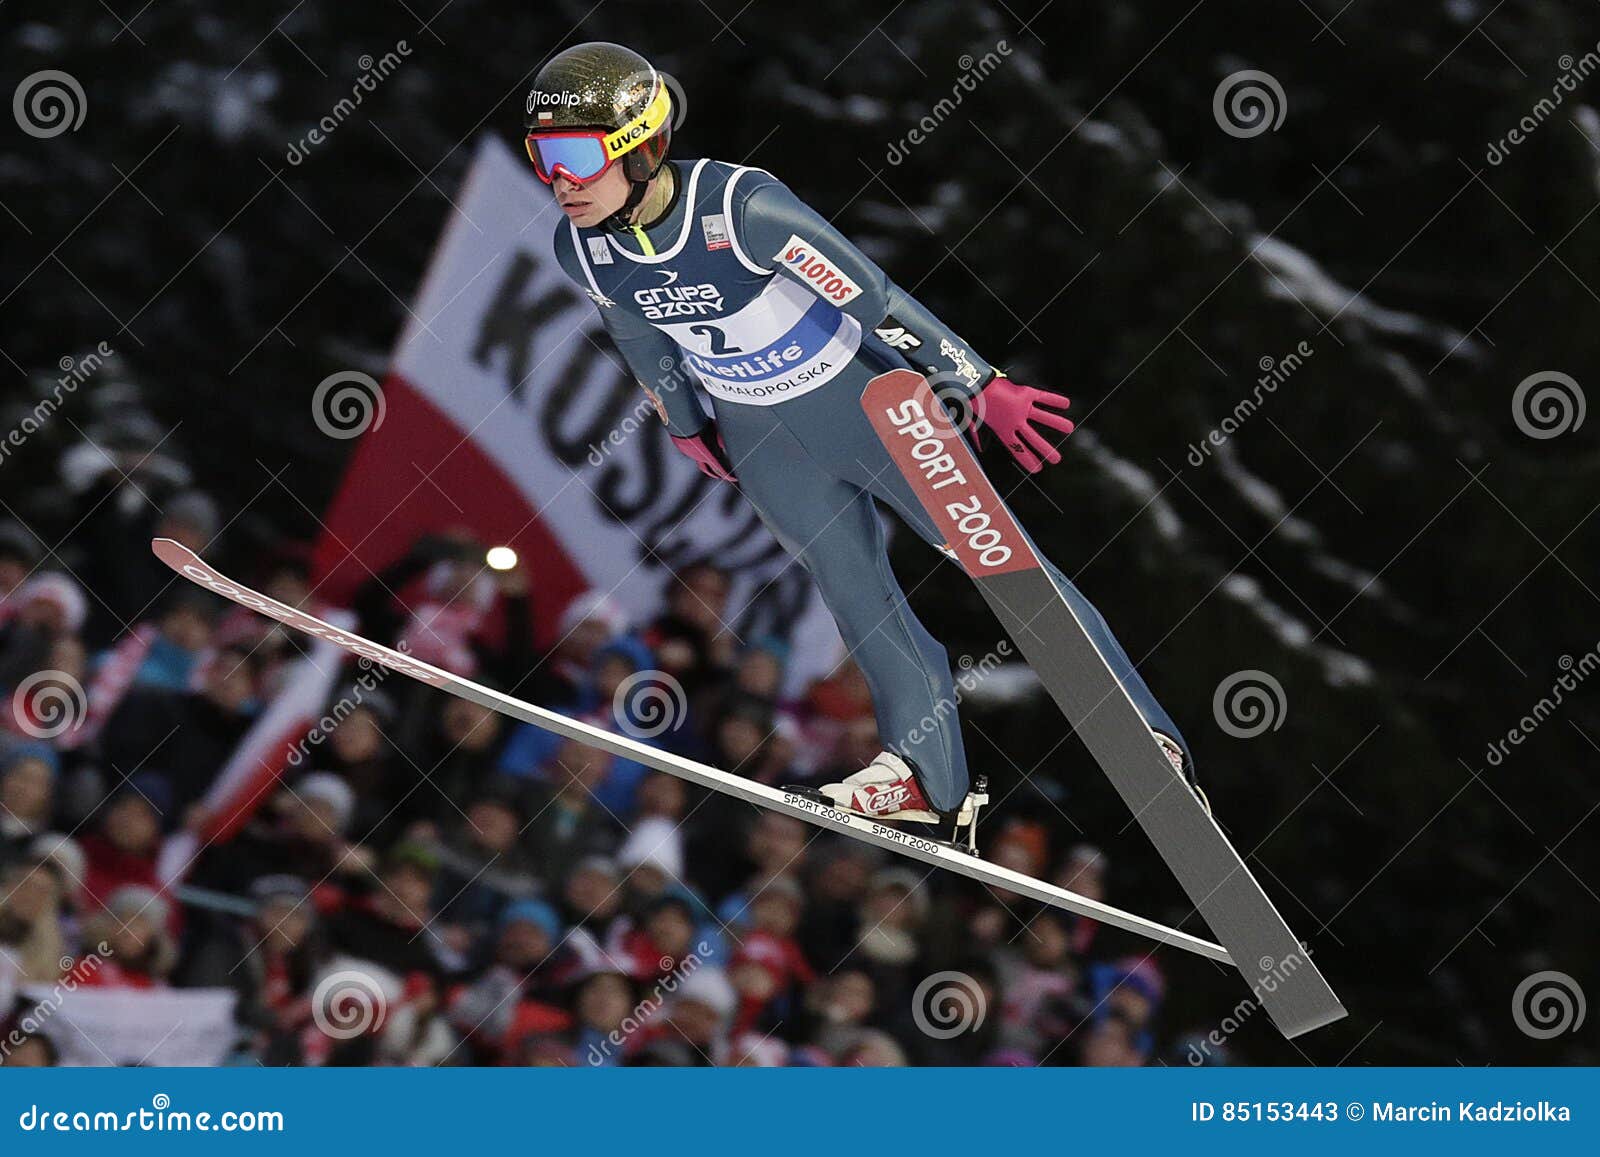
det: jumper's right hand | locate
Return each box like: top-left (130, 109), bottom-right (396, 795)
top-left (670, 425), bottom-right (739, 483)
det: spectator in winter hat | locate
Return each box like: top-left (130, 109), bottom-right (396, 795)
top-left (524, 590), bottom-right (626, 709)
top-left (1057, 843), bottom-right (1106, 900)
top-left (731, 1031), bottom-right (790, 1067)
top-left (572, 969), bottom-right (639, 1067)
top-left (643, 562), bottom-right (734, 699)
top-left (796, 844), bottom-right (875, 967)
top-left (562, 855), bottom-right (620, 914)
top-left (806, 969), bottom-right (877, 1051)
top-left (81, 774), bottom-right (169, 910)
top-left (29, 833), bottom-right (87, 907)
top-left (0, 746), bottom-right (57, 862)
top-left (734, 637), bottom-right (789, 701)
top-left (633, 771), bottom-right (686, 826)
top-left (614, 893), bottom-right (700, 982)
top-left (659, 963), bottom-right (737, 1064)
top-left (123, 589), bottom-right (219, 693)
top-left (729, 877), bottom-right (814, 1037)
top-left (242, 876), bottom-right (322, 1065)
top-left (714, 813), bottom-right (809, 931)
top-left (0, 855), bottom-right (67, 983)
top-left (1090, 956), bottom-right (1166, 1041)
top-left (419, 693), bottom-right (511, 811)
top-left (519, 737), bottom-right (621, 885)
top-left (1079, 1013), bottom-right (1148, 1067)
top-left (294, 771), bottom-right (357, 836)
top-left (707, 694), bottom-right (774, 776)
top-left (318, 691), bottom-right (402, 844)
top-left (0, 573), bottom-right (88, 698)
top-left (855, 867), bottom-right (928, 966)
top-left (426, 780), bottom-right (539, 949)
top-left (617, 814), bottom-right (686, 896)
top-left (448, 898), bottom-right (580, 1063)
top-left (8, 573), bottom-right (88, 637)
top-left (995, 910), bottom-right (1087, 1057)
top-left (839, 1029), bottom-right (908, 1067)
top-left (322, 844), bottom-right (446, 985)
top-left (80, 884), bottom-right (178, 989)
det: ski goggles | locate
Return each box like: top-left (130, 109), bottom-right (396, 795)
top-left (524, 84), bottom-right (671, 185)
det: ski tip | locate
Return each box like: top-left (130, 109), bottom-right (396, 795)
top-left (150, 537), bottom-right (199, 572)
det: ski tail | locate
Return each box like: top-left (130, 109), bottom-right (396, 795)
top-left (861, 370), bottom-right (1346, 1039)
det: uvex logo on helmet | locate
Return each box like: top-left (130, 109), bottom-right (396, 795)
top-left (527, 90), bottom-right (582, 112)
top-left (775, 235), bottom-right (861, 304)
top-left (605, 121), bottom-right (651, 150)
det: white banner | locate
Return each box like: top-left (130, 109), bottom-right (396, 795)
top-left (22, 986), bottom-right (238, 1067)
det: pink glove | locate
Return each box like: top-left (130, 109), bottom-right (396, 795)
top-left (670, 426), bottom-right (738, 483)
top-left (971, 376), bottom-right (1075, 474)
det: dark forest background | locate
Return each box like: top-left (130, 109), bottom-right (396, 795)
top-left (4, 0), bottom-right (1598, 1063)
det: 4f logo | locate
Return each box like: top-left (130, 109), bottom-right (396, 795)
top-left (875, 317), bottom-right (921, 351)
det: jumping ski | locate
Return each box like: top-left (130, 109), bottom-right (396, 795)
top-left (151, 537), bottom-right (1233, 967)
top-left (863, 369), bottom-right (1347, 1039)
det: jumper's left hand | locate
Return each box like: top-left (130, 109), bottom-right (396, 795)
top-left (971, 376), bottom-right (1075, 474)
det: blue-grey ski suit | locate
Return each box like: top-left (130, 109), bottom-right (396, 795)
top-left (553, 158), bottom-right (1186, 812)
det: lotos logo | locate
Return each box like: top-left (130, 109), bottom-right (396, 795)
top-left (775, 234), bottom-right (861, 304)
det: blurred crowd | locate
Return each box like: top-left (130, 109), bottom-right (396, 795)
top-left (0, 405), bottom-right (1216, 1069)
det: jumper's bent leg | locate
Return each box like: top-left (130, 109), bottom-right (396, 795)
top-left (719, 410), bottom-right (972, 813)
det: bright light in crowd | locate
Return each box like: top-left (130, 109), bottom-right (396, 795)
top-left (485, 546), bottom-right (518, 571)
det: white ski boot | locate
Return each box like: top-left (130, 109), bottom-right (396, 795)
top-left (1154, 730), bottom-right (1210, 815)
top-left (797, 752), bottom-right (989, 852)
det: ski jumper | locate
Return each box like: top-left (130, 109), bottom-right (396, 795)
top-left (552, 159), bottom-right (1187, 813)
